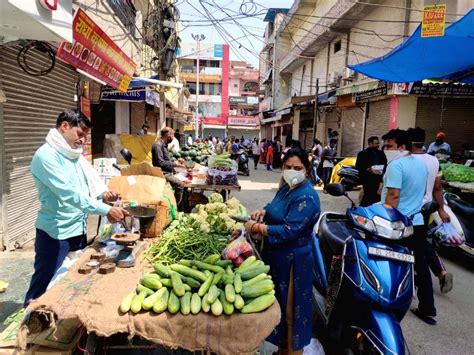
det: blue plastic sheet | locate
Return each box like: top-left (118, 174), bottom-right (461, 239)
top-left (350, 10), bottom-right (474, 84)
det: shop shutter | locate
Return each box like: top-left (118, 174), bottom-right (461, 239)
top-left (298, 129), bottom-right (314, 150)
top-left (416, 97), bottom-right (474, 152)
top-left (316, 109), bottom-right (340, 145)
top-left (227, 128), bottom-right (254, 141)
top-left (341, 107), bottom-right (364, 157)
top-left (1, 45), bottom-right (78, 250)
top-left (365, 99), bottom-right (390, 146)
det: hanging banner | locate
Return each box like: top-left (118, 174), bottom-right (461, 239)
top-left (389, 96), bottom-right (399, 129)
top-left (421, 4), bottom-right (446, 38)
top-left (81, 96), bottom-right (91, 119)
top-left (56, 8), bottom-right (136, 92)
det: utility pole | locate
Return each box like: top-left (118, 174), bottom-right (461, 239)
top-left (312, 78), bottom-right (319, 142)
top-left (192, 33), bottom-right (205, 139)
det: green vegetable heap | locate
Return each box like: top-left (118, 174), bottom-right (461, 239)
top-left (144, 193), bottom-right (248, 265)
top-left (120, 255), bottom-right (276, 316)
top-left (440, 163), bottom-right (474, 183)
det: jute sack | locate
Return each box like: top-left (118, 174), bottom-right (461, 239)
top-left (19, 245), bottom-right (280, 354)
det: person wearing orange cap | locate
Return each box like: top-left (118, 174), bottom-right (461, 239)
top-left (427, 131), bottom-right (452, 156)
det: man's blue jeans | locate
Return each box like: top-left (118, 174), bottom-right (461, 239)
top-left (24, 229), bottom-right (86, 306)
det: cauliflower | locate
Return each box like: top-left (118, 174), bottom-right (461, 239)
top-left (199, 222), bottom-right (211, 233)
top-left (226, 197), bottom-right (240, 210)
top-left (209, 192), bottom-right (224, 203)
top-left (205, 202), bottom-right (228, 214)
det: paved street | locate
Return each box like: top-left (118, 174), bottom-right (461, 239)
top-left (1, 166), bottom-right (473, 354)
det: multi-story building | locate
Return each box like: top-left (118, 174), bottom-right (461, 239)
top-left (263, 1), bottom-right (474, 153)
top-left (177, 43), bottom-right (259, 140)
top-left (228, 60), bottom-right (260, 140)
top-left (259, 8), bottom-right (291, 143)
top-left (177, 42), bottom-right (229, 139)
top-left (0, 0), bottom-right (181, 250)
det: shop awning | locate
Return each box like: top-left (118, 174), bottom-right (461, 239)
top-left (203, 124), bottom-right (226, 129)
top-left (349, 9), bottom-right (474, 84)
top-left (336, 79), bottom-right (380, 96)
top-left (291, 95), bottom-right (314, 104)
top-left (317, 90), bottom-right (336, 104)
top-left (128, 76), bottom-right (184, 89)
top-left (227, 125), bottom-right (260, 130)
top-left (262, 69), bottom-right (273, 84)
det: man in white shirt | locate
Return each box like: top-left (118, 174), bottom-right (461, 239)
top-left (167, 129), bottom-right (180, 154)
top-left (408, 127), bottom-right (453, 296)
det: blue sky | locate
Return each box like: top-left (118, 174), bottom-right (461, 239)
top-left (177, 0), bottom-right (292, 67)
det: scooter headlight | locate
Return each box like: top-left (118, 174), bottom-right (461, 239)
top-left (372, 216), bottom-right (408, 240)
top-left (353, 214), bottom-right (376, 233)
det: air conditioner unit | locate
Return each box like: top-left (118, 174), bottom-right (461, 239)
top-left (328, 72), bottom-right (341, 88)
top-left (343, 68), bottom-right (356, 80)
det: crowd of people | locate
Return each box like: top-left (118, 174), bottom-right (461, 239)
top-left (23, 109), bottom-right (457, 354)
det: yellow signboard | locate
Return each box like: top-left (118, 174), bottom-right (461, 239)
top-left (421, 4), bottom-right (446, 38)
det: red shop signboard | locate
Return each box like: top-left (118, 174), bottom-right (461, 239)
top-left (56, 9), bottom-right (136, 92)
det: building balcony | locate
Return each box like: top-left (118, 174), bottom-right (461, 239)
top-left (229, 69), bottom-right (259, 81)
top-left (278, 0), bottom-right (369, 74)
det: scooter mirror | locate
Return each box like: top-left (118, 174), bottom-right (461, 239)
top-left (421, 201), bottom-right (440, 216)
top-left (120, 148), bottom-right (132, 165)
top-left (325, 183), bottom-right (346, 197)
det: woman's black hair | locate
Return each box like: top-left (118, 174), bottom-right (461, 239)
top-left (282, 147), bottom-right (315, 183)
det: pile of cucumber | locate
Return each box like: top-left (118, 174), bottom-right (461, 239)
top-left (120, 256), bottom-right (276, 316)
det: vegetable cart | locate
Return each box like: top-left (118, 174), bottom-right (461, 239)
top-left (19, 195), bottom-right (280, 354)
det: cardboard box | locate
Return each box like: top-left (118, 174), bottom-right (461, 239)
top-left (107, 163), bottom-right (177, 237)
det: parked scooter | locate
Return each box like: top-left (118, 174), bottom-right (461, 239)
top-left (337, 165), bottom-right (360, 191)
top-left (433, 192), bottom-right (474, 266)
top-left (231, 149), bottom-right (250, 176)
top-left (312, 183), bottom-right (438, 354)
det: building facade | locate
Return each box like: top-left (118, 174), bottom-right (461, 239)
top-left (0, 0), bottom-right (181, 250)
top-left (177, 43), bottom-right (259, 140)
top-left (260, 0), bottom-right (474, 153)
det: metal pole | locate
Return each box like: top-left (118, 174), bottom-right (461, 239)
top-left (312, 78), bottom-right (319, 142)
top-left (195, 38), bottom-right (200, 139)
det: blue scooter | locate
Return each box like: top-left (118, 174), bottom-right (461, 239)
top-left (312, 184), bottom-right (438, 354)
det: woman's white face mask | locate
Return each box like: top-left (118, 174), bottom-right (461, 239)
top-left (283, 169), bottom-right (306, 187)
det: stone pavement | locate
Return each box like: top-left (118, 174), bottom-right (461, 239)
top-left (1, 166), bottom-right (473, 354)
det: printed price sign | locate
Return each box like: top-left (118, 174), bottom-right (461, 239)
top-left (422, 4), bottom-right (446, 38)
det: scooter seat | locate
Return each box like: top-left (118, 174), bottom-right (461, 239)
top-left (446, 195), bottom-right (474, 216)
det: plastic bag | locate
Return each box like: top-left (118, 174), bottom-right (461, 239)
top-left (303, 338), bottom-right (326, 355)
top-left (429, 222), bottom-right (465, 246)
top-left (222, 228), bottom-right (254, 266)
top-left (206, 166), bottom-right (238, 186)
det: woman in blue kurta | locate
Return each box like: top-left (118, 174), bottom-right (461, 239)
top-left (245, 148), bottom-right (321, 354)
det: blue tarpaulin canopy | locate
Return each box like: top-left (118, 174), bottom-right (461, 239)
top-left (350, 10), bottom-right (474, 84)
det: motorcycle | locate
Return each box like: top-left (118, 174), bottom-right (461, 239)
top-left (312, 183), bottom-right (438, 354)
top-left (337, 165), bottom-right (360, 191)
top-left (432, 192), bottom-right (474, 266)
top-left (231, 149), bottom-right (250, 176)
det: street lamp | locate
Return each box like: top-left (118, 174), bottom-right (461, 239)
top-left (191, 33), bottom-right (205, 139)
